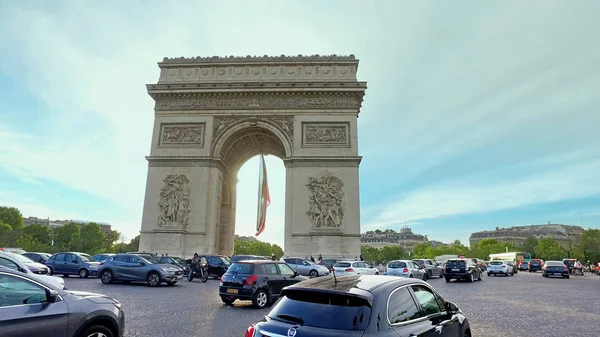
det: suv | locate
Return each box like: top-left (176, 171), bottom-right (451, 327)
top-left (0, 268), bottom-right (125, 337)
top-left (219, 260), bottom-right (306, 308)
top-left (99, 254), bottom-right (184, 287)
top-left (443, 258), bottom-right (482, 282)
top-left (412, 259), bottom-right (443, 279)
top-left (282, 258), bottom-right (330, 278)
top-left (528, 259), bottom-right (543, 272)
top-left (46, 252), bottom-right (101, 278)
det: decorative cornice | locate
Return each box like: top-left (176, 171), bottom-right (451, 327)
top-left (147, 81), bottom-right (367, 90)
top-left (284, 156), bottom-right (362, 168)
top-left (160, 54), bottom-right (357, 64)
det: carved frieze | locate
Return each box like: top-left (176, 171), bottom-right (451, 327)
top-left (161, 54), bottom-right (357, 63)
top-left (302, 123), bottom-right (349, 147)
top-left (213, 116), bottom-right (294, 144)
top-left (160, 123), bottom-right (205, 147)
top-left (157, 174), bottom-right (191, 229)
top-left (153, 93), bottom-right (362, 111)
top-left (306, 172), bottom-right (345, 229)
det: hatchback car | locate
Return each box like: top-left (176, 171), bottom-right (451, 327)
top-left (444, 258), bottom-right (482, 282)
top-left (542, 260), bottom-right (570, 278)
top-left (332, 260), bottom-right (379, 276)
top-left (219, 260), bottom-right (306, 308)
top-left (487, 260), bottom-right (514, 276)
top-left (412, 259), bottom-right (444, 279)
top-left (0, 268), bottom-right (125, 337)
top-left (385, 260), bottom-right (426, 279)
top-left (282, 258), bottom-right (331, 278)
top-left (528, 259), bottom-right (543, 272)
top-left (98, 254), bottom-right (184, 287)
top-left (46, 252), bottom-right (101, 278)
top-left (519, 261), bottom-right (529, 271)
top-left (245, 275), bottom-right (471, 337)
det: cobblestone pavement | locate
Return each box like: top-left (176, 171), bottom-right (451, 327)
top-left (64, 271), bottom-right (600, 337)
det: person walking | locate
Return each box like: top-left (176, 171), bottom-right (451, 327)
top-left (318, 254), bottom-right (323, 263)
top-left (310, 256), bottom-right (315, 263)
top-left (360, 255), bottom-right (364, 261)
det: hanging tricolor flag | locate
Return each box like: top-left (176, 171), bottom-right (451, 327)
top-left (255, 153), bottom-right (271, 236)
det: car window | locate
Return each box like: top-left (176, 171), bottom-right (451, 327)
top-left (54, 254), bottom-right (66, 261)
top-left (79, 254), bottom-right (91, 262)
top-left (264, 263), bottom-right (279, 275)
top-left (0, 274), bottom-right (48, 306)
top-left (65, 254), bottom-right (77, 262)
top-left (278, 263), bottom-right (295, 275)
top-left (128, 256), bottom-right (141, 264)
top-left (0, 257), bottom-right (19, 271)
top-left (227, 263), bottom-right (255, 274)
top-left (388, 287), bottom-right (421, 324)
top-left (388, 261), bottom-right (406, 268)
top-left (113, 255), bottom-right (127, 263)
top-left (334, 262), bottom-right (351, 268)
top-left (411, 285), bottom-right (442, 316)
top-left (208, 257), bottom-right (221, 264)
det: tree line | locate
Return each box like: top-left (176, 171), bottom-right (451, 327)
top-left (360, 229), bottom-right (600, 263)
top-left (233, 237), bottom-right (284, 258)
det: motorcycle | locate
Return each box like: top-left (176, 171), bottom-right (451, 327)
top-left (186, 259), bottom-right (209, 282)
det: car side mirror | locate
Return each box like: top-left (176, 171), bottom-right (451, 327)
top-left (45, 289), bottom-right (59, 304)
top-left (445, 301), bottom-right (459, 313)
top-left (293, 271), bottom-right (299, 277)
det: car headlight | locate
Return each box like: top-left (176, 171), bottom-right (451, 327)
top-left (89, 265), bottom-right (98, 269)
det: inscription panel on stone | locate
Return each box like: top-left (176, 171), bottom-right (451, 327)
top-left (302, 122), bottom-right (350, 147)
top-left (159, 123), bottom-right (205, 147)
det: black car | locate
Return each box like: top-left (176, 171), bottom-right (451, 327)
top-left (443, 258), bottom-right (482, 282)
top-left (231, 255), bottom-right (268, 262)
top-left (542, 260), bottom-right (570, 278)
top-left (21, 252), bottom-right (52, 264)
top-left (201, 254), bottom-right (231, 278)
top-left (245, 275), bottom-right (471, 337)
top-left (528, 259), bottom-right (542, 272)
top-left (219, 260), bottom-right (306, 308)
top-left (157, 256), bottom-right (190, 274)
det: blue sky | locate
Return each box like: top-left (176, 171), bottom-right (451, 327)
top-left (1, 1), bottom-right (599, 247)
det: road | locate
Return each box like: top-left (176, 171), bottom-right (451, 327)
top-left (63, 271), bottom-right (600, 337)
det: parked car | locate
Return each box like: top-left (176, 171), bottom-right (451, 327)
top-left (444, 258), bottom-right (483, 282)
top-left (0, 247), bottom-right (26, 254)
top-left (219, 260), bottom-right (307, 308)
top-left (245, 275), bottom-right (471, 337)
top-left (22, 252), bottom-right (52, 264)
top-left (46, 252), bottom-right (101, 278)
top-left (1, 251), bottom-right (50, 275)
top-left (126, 251), bottom-right (156, 257)
top-left (0, 268), bottom-right (125, 337)
top-left (231, 255), bottom-right (268, 262)
top-left (92, 253), bottom-right (116, 262)
top-left (528, 259), bottom-right (543, 272)
top-left (519, 261), bottom-right (529, 271)
top-left (487, 260), bottom-right (514, 276)
top-left (199, 254), bottom-right (232, 278)
top-left (282, 258), bottom-right (330, 278)
top-left (157, 256), bottom-right (190, 274)
top-left (412, 258), bottom-right (444, 279)
top-left (98, 253), bottom-right (184, 287)
top-left (317, 258), bottom-right (339, 271)
top-left (0, 253), bottom-right (66, 290)
top-left (542, 260), bottom-right (570, 278)
top-left (385, 260), bottom-right (426, 279)
top-left (332, 260), bottom-right (379, 276)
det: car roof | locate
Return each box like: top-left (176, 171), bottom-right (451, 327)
top-left (234, 260), bottom-right (282, 264)
top-left (335, 260), bottom-right (360, 263)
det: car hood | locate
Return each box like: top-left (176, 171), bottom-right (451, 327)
top-left (34, 275), bottom-right (65, 289)
top-left (154, 264), bottom-right (181, 270)
top-left (84, 261), bottom-right (101, 266)
top-left (67, 290), bottom-right (120, 305)
top-left (24, 262), bottom-right (47, 270)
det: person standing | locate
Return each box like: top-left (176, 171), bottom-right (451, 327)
top-left (310, 256), bottom-right (315, 263)
top-left (360, 255), bottom-right (364, 261)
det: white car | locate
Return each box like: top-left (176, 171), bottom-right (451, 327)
top-left (384, 260), bottom-right (426, 279)
top-left (332, 261), bottom-right (379, 276)
top-left (0, 252), bottom-right (66, 289)
top-left (487, 260), bottom-right (514, 276)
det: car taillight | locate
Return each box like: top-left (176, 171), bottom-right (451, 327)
top-left (245, 324), bottom-right (255, 337)
top-left (403, 268), bottom-right (409, 273)
top-left (501, 265), bottom-right (506, 268)
top-left (345, 268), bottom-right (354, 272)
top-left (244, 275), bottom-right (259, 285)
top-left (100, 262), bottom-right (104, 266)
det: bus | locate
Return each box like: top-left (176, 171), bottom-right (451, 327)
top-left (489, 252), bottom-right (531, 266)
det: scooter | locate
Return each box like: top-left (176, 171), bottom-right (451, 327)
top-left (187, 260), bottom-right (209, 282)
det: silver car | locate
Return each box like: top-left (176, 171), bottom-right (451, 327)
top-left (384, 260), bottom-right (426, 279)
top-left (412, 259), bottom-right (444, 279)
top-left (282, 258), bottom-right (330, 278)
top-left (0, 268), bottom-right (125, 337)
top-left (0, 252), bottom-right (65, 290)
top-left (98, 254), bottom-right (184, 286)
top-left (332, 260), bottom-right (380, 276)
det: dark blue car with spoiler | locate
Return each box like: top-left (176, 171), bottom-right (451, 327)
top-left (245, 275), bottom-right (471, 337)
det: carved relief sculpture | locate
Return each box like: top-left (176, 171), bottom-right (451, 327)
top-left (212, 116), bottom-right (294, 144)
top-left (161, 124), bottom-right (205, 146)
top-left (303, 123), bottom-right (348, 146)
top-left (306, 172), bottom-right (345, 229)
top-left (157, 174), bottom-right (191, 228)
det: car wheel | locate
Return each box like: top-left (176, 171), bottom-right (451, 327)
top-left (80, 324), bottom-right (114, 337)
top-left (166, 281), bottom-right (177, 286)
top-left (427, 271), bottom-right (432, 279)
top-left (375, 272), bottom-right (380, 275)
top-left (445, 277), bottom-right (450, 282)
top-left (79, 269), bottom-right (88, 278)
top-left (309, 270), bottom-right (318, 278)
top-left (147, 272), bottom-right (161, 287)
top-left (221, 296), bottom-right (235, 305)
top-left (487, 273), bottom-right (491, 277)
top-left (100, 270), bottom-right (113, 284)
top-left (478, 272), bottom-right (482, 281)
top-left (469, 273), bottom-right (474, 282)
top-left (439, 273), bottom-right (443, 278)
top-left (252, 289), bottom-right (269, 309)
top-left (565, 275), bottom-right (570, 279)
top-left (47, 267), bottom-right (54, 275)
top-left (409, 274), bottom-right (414, 278)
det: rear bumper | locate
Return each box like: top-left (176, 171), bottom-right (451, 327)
top-left (219, 286), bottom-right (255, 299)
top-left (445, 272), bottom-right (471, 279)
top-left (487, 270), bottom-right (509, 274)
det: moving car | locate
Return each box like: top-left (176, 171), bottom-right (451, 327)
top-left (528, 259), bottom-right (543, 272)
top-left (22, 252), bottom-right (52, 264)
top-left (158, 256), bottom-right (190, 274)
top-left (0, 257), bottom-right (66, 290)
top-left (282, 258), bottom-right (330, 278)
top-left (385, 260), bottom-right (426, 279)
top-left (200, 254), bottom-right (232, 278)
top-left (245, 275), bottom-right (471, 337)
top-left (219, 260), bottom-right (306, 308)
top-left (412, 259), bottom-right (444, 279)
top-left (542, 260), bottom-right (570, 278)
top-left (444, 258), bottom-right (483, 282)
top-left (487, 260), bottom-right (514, 276)
top-left (91, 253), bottom-right (116, 262)
top-left (519, 261), bottom-right (529, 271)
top-left (332, 260), bottom-right (380, 276)
top-left (562, 259), bottom-right (576, 274)
top-left (0, 268), bottom-right (125, 337)
top-left (46, 252), bottom-right (101, 278)
top-left (98, 253), bottom-right (184, 287)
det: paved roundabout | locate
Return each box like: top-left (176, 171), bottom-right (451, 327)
top-left (63, 272), bottom-right (600, 337)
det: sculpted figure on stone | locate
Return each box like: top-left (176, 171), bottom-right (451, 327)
top-left (158, 174), bottom-right (191, 228)
top-left (306, 172), bottom-right (345, 228)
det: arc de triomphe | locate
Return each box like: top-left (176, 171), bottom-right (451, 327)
top-left (138, 55), bottom-right (367, 258)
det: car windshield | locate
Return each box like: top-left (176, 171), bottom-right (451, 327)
top-left (546, 261), bottom-right (563, 266)
top-left (227, 263), bottom-right (255, 274)
top-left (4, 252), bottom-right (34, 263)
top-left (221, 257), bottom-right (231, 265)
top-left (79, 254), bottom-right (92, 262)
top-left (445, 260), bottom-right (466, 267)
top-left (490, 261), bottom-right (503, 265)
top-left (172, 257), bottom-right (185, 264)
top-left (142, 257), bottom-right (161, 264)
top-left (334, 262), bottom-right (351, 268)
top-left (269, 290), bottom-right (371, 331)
top-left (388, 261), bottom-right (406, 268)
top-left (413, 260), bottom-right (424, 265)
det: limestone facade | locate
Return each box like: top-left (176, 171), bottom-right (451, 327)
top-left (139, 55), bottom-right (367, 258)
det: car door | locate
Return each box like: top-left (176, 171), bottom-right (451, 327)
top-left (410, 284), bottom-right (461, 337)
top-left (206, 256), bottom-right (222, 276)
top-left (277, 263), bottom-right (299, 288)
top-left (262, 263), bottom-right (284, 295)
top-left (388, 286), bottom-right (436, 336)
top-left (126, 255), bottom-right (147, 280)
top-left (48, 254), bottom-right (65, 274)
top-left (0, 272), bottom-right (69, 337)
top-left (64, 254), bottom-right (80, 275)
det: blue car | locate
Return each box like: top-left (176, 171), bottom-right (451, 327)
top-left (46, 252), bottom-right (101, 278)
top-left (98, 253), bottom-right (185, 287)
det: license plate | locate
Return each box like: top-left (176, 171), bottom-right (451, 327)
top-left (227, 289), bottom-right (238, 294)
top-left (553, 273), bottom-right (561, 275)
top-left (452, 269), bottom-right (460, 271)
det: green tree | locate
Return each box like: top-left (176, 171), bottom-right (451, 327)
top-left (104, 230), bottom-right (121, 252)
top-left (127, 235), bottom-right (140, 252)
top-left (23, 224), bottom-right (52, 245)
top-left (522, 236), bottom-right (538, 257)
top-left (535, 238), bottom-right (565, 260)
top-left (53, 223), bottom-right (81, 250)
top-left (0, 206), bottom-right (24, 230)
top-left (411, 243), bottom-right (433, 258)
top-left (78, 223), bottom-right (106, 254)
top-left (0, 221), bottom-right (12, 244)
top-left (360, 246), bottom-right (382, 264)
top-left (381, 246), bottom-right (408, 262)
top-left (15, 234), bottom-right (38, 251)
top-left (233, 239), bottom-right (284, 258)
top-left (577, 229), bottom-right (600, 263)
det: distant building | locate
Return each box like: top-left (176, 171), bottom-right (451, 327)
top-left (360, 226), bottom-right (449, 253)
top-left (469, 223), bottom-right (584, 249)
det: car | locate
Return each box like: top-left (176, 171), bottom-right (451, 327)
top-left (21, 252), bottom-right (52, 264)
top-left (231, 255), bottom-right (268, 262)
top-left (0, 247), bottom-right (26, 254)
top-left (0, 251), bottom-right (50, 275)
top-left (542, 260), bottom-right (570, 278)
top-left (317, 258), bottom-right (339, 271)
top-left (507, 261), bottom-right (518, 274)
top-left (0, 256), bottom-right (66, 290)
top-left (219, 260), bottom-right (307, 308)
top-left (562, 259), bottom-right (576, 274)
top-left (157, 256), bottom-right (190, 274)
top-left (126, 251), bottom-right (157, 257)
top-left (332, 260), bottom-right (380, 276)
top-left (487, 260), bottom-right (514, 276)
top-left (98, 253), bottom-right (184, 287)
top-left (198, 254), bottom-right (232, 278)
top-left (91, 253), bottom-right (116, 262)
top-left (46, 252), bottom-right (101, 278)
top-left (412, 258), bottom-right (444, 279)
top-left (443, 258), bottom-right (483, 282)
top-left (528, 259), bottom-right (543, 272)
top-left (519, 261), bottom-right (529, 271)
top-left (245, 275), bottom-right (471, 337)
top-left (282, 258), bottom-right (331, 278)
top-left (384, 260), bottom-right (426, 279)
top-left (0, 268), bottom-right (125, 337)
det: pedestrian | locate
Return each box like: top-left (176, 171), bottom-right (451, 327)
top-left (355, 256), bottom-right (358, 261)
top-left (310, 256), bottom-right (315, 263)
top-left (318, 254), bottom-right (323, 263)
top-left (271, 254), bottom-right (276, 261)
top-left (360, 255), bottom-right (364, 261)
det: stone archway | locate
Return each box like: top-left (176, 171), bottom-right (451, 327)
top-left (138, 55), bottom-right (367, 259)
